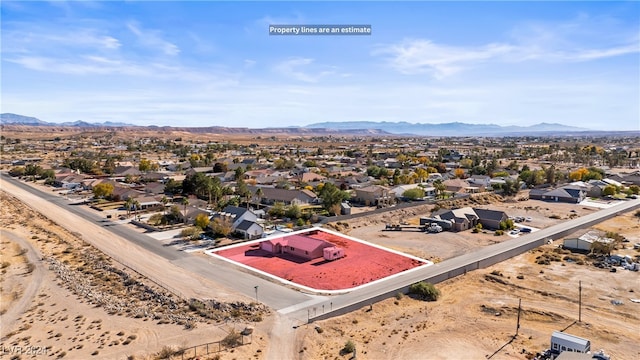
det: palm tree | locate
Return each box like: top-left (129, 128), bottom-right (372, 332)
top-left (131, 199), bottom-right (141, 221)
top-left (124, 197), bottom-right (134, 218)
top-left (255, 187), bottom-right (263, 208)
top-left (181, 197), bottom-right (190, 224)
top-left (161, 196), bottom-right (169, 215)
top-left (434, 179), bottom-right (446, 199)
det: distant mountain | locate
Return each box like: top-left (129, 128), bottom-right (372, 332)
top-left (305, 121), bottom-right (589, 136)
top-left (0, 113), bottom-right (134, 127)
top-left (0, 113), bottom-right (49, 125)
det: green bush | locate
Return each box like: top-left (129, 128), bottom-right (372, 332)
top-left (408, 281), bottom-right (440, 301)
top-left (494, 230), bottom-right (504, 236)
top-left (342, 340), bottom-right (356, 355)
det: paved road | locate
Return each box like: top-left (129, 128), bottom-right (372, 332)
top-left (292, 197), bottom-right (640, 322)
top-left (0, 174), bottom-right (312, 310)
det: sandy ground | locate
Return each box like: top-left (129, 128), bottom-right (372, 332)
top-left (293, 199), bottom-right (640, 359)
top-left (339, 193), bottom-right (604, 261)
top-left (0, 188), bottom-right (270, 359)
top-left (3, 177), bottom-right (639, 359)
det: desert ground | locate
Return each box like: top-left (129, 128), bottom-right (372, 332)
top-left (295, 199), bottom-right (640, 360)
top-left (0, 188), bottom-right (270, 360)
top-left (2, 179), bottom-right (639, 359)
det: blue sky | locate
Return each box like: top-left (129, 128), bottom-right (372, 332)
top-left (2, 1), bottom-right (639, 130)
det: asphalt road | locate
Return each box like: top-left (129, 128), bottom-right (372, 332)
top-left (292, 197), bottom-right (640, 321)
top-left (0, 174), bottom-right (312, 310)
top-left (4, 173), bottom-right (639, 318)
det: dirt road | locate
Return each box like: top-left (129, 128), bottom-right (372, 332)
top-left (0, 230), bottom-right (46, 338)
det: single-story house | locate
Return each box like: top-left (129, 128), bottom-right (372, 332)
top-left (235, 220), bottom-right (264, 240)
top-left (354, 185), bottom-right (394, 206)
top-left (434, 207), bottom-right (509, 231)
top-left (260, 234), bottom-right (339, 261)
top-left (529, 186), bottom-right (586, 203)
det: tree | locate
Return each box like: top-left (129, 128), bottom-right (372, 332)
top-left (124, 197), bottom-right (134, 218)
top-left (414, 168), bottom-right (428, 183)
top-left (213, 162), bottom-right (228, 173)
top-left (8, 167), bottom-right (25, 177)
top-left (318, 183), bottom-right (350, 215)
top-left (433, 179), bottom-right (446, 199)
top-left (194, 213), bottom-right (210, 230)
top-left (629, 185), bottom-right (640, 195)
top-left (211, 217), bottom-right (233, 237)
top-left (160, 196), bottom-right (170, 215)
top-left (459, 158), bottom-right (473, 169)
top-left (285, 204), bottom-right (302, 219)
top-left (181, 226), bottom-right (203, 242)
top-left (408, 281), bottom-right (440, 301)
top-left (402, 188), bottom-right (425, 200)
top-left (93, 183), bottom-right (114, 199)
top-left (255, 187), bottom-right (264, 206)
top-left (139, 158), bottom-right (152, 172)
top-left (148, 213), bottom-right (166, 226)
top-left (268, 202), bottom-right (286, 218)
top-left (131, 199), bottom-right (141, 220)
top-left (164, 179), bottom-right (182, 195)
top-left (181, 197), bottom-right (190, 224)
top-left (502, 178), bottom-right (520, 196)
top-left (602, 185), bottom-right (617, 197)
top-left (454, 168), bottom-right (466, 179)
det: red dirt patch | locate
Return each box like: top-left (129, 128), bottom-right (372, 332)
top-left (214, 229), bottom-right (427, 291)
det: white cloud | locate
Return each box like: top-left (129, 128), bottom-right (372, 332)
top-left (273, 58), bottom-right (340, 83)
top-left (127, 22), bottom-right (180, 56)
top-left (374, 16), bottom-right (640, 79)
top-left (373, 40), bottom-right (514, 78)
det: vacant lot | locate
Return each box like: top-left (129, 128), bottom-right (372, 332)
top-left (296, 195), bottom-right (640, 359)
top-left (213, 229), bottom-right (428, 291)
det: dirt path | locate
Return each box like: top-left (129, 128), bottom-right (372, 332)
top-left (264, 313), bottom-right (298, 360)
top-left (0, 230), bottom-right (46, 338)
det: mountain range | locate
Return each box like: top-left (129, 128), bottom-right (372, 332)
top-left (305, 121), bottom-right (590, 136)
top-left (0, 113), bottom-right (133, 127)
top-left (1, 113), bottom-right (598, 136)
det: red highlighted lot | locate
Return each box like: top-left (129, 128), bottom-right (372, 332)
top-left (213, 228), bottom-right (428, 291)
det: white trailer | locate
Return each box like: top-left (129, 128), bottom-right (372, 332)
top-left (551, 331), bottom-right (591, 354)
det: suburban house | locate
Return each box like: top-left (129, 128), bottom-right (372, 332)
top-left (53, 173), bottom-right (86, 189)
top-left (467, 175), bottom-right (491, 188)
top-left (353, 185), bottom-right (395, 206)
top-left (260, 232), bottom-right (344, 261)
top-left (249, 186), bottom-right (318, 206)
top-left (214, 205), bottom-right (258, 228)
top-left (235, 219), bottom-right (264, 240)
top-left (390, 184), bottom-right (436, 199)
top-left (529, 185), bottom-right (586, 203)
top-left (211, 205), bottom-right (262, 239)
top-left (443, 178), bottom-right (483, 193)
top-left (434, 207), bottom-right (479, 232)
top-left (434, 207), bottom-right (509, 231)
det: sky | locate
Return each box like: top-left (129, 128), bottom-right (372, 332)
top-left (1, 1), bottom-right (639, 130)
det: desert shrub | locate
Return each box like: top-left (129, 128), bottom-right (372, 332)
top-left (221, 330), bottom-right (242, 348)
top-left (341, 340), bottom-right (356, 355)
top-left (494, 230), bottom-right (504, 236)
top-left (395, 292), bottom-right (404, 300)
top-left (408, 281), bottom-right (440, 301)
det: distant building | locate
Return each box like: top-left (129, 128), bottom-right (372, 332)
top-left (550, 331), bottom-right (591, 354)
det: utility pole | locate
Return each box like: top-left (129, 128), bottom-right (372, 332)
top-left (516, 298), bottom-right (522, 337)
top-left (578, 280), bottom-right (582, 323)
